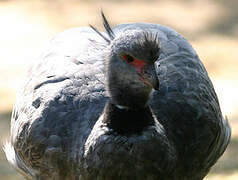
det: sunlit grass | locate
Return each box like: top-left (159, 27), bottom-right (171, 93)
top-left (205, 172), bottom-right (238, 180)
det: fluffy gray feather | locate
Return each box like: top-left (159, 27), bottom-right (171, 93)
top-left (4, 14), bottom-right (231, 180)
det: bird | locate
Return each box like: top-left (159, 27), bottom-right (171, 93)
top-left (4, 12), bottom-right (231, 180)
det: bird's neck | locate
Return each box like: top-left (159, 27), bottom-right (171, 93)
top-left (102, 101), bottom-right (155, 135)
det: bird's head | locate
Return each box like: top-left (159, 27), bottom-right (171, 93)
top-left (91, 12), bottom-right (160, 109)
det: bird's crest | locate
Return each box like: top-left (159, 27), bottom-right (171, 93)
top-left (90, 11), bottom-right (115, 44)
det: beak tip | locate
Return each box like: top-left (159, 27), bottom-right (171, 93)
top-left (153, 86), bottom-right (159, 91)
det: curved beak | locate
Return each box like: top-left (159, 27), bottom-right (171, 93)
top-left (141, 63), bottom-right (160, 90)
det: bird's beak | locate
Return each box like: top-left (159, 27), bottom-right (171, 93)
top-left (140, 63), bottom-right (160, 91)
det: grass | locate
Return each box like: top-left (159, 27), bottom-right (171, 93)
top-left (0, 0), bottom-right (237, 179)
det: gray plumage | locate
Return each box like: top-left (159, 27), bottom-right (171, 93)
top-left (4, 13), bottom-right (231, 180)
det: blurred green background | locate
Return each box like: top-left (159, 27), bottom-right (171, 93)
top-left (0, 0), bottom-right (237, 179)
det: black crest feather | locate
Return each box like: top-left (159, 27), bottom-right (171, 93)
top-left (142, 32), bottom-right (160, 61)
top-left (101, 11), bottom-right (115, 40)
top-left (132, 31), bottom-right (160, 62)
top-left (90, 11), bottom-right (115, 44)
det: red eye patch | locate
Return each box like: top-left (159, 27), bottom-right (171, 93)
top-left (123, 54), bottom-right (146, 73)
top-left (131, 59), bottom-right (147, 73)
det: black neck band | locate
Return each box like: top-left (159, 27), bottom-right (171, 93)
top-left (103, 101), bottom-right (155, 136)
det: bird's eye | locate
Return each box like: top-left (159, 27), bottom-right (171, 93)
top-left (123, 54), bottom-right (134, 63)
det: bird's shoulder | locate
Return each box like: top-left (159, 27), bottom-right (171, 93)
top-left (10, 27), bottom-right (109, 177)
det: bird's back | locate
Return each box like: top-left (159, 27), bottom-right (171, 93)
top-left (5, 27), bottom-right (109, 179)
top-left (5, 23), bottom-right (231, 180)
top-left (113, 23), bottom-right (231, 179)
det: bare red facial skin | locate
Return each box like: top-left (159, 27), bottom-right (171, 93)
top-left (131, 59), bottom-right (147, 73)
top-left (122, 55), bottom-right (146, 73)
top-left (123, 55), bottom-right (152, 87)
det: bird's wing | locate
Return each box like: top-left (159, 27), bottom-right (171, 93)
top-left (203, 116), bottom-right (231, 169)
top-left (113, 23), bottom-right (231, 177)
top-left (6, 27), bottom-right (108, 178)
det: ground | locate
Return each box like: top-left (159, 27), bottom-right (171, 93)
top-left (0, 0), bottom-right (237, 179)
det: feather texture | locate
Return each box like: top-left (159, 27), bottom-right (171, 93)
top-left (4, 17), bottom-right (231, 180)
